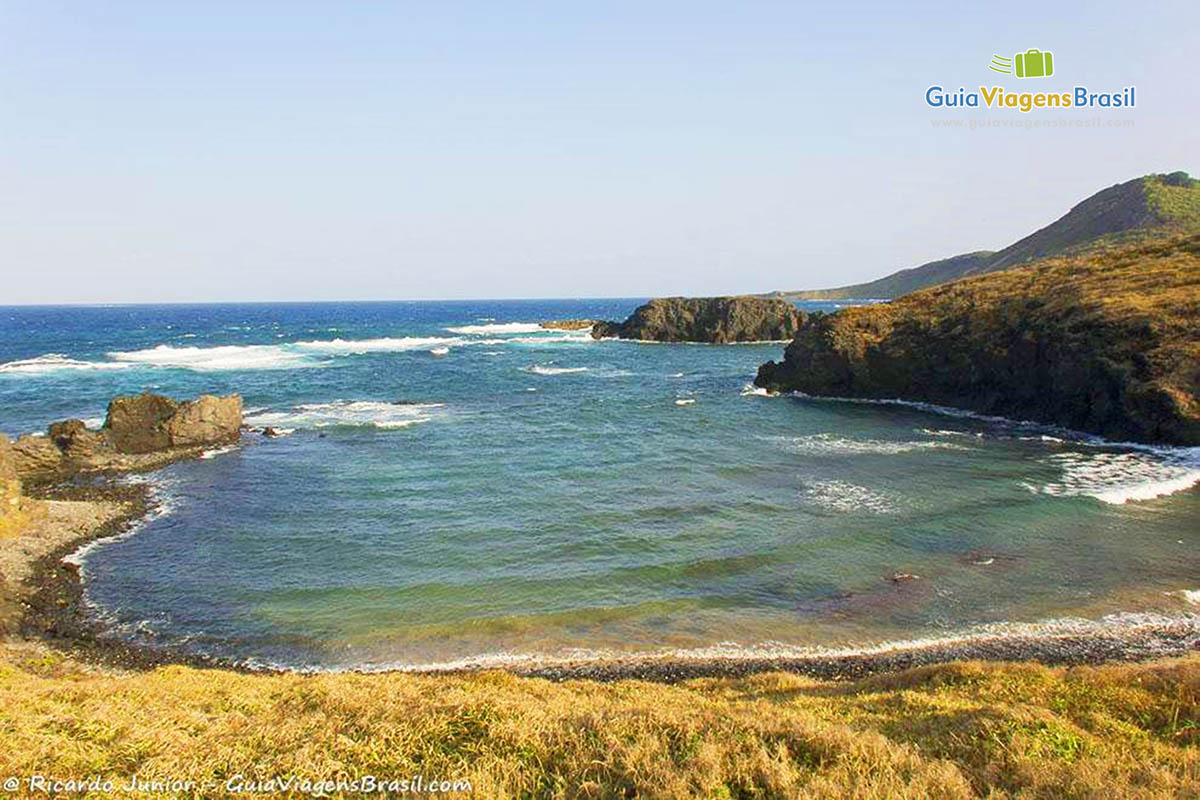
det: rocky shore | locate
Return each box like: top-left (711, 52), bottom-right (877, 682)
top-left (756, 236), bottom-right (1200, 446)
top-left (592, 296), bottom-right (805, 343)
top-left (0, 392), bottom-right (252, 671)
top-left (8, 392), bottom-right (243, 480)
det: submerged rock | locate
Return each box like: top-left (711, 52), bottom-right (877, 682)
top-left (592, 296), bottom-right (805, 343)
top-left (755, 236), bottom-right (1200, 446)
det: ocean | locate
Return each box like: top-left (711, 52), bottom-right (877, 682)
top-left (2, 299), bottom-right (1199, 670)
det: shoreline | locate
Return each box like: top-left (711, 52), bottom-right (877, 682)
top-left (12, 478), bottom-right (1199, 681)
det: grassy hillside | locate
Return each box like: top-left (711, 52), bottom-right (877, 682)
top-left (3, 644), bottom-right (1200, 798)
top-left (781, 172), bottom-right (1200, 300)
top-left (758, 235), bottom-right (1200, 444)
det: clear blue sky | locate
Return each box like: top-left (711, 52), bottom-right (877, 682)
top-left (2, 1), bottom-right (1196, 303)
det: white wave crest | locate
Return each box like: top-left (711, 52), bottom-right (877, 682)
top-left (199, 444), bottom-right (239, 460)
top-left (109, 344), bottom-right (315, 371)
top-left (740, 383), bottom-right (773, 397)
top-left (445, 322), bottom-right (545, 335)
top-left (1030, 447), bottom-right (1200, 504)
top-left (522, 363), bottom-right (589, 376)
top-left (674, 398), bottom-right (697, 406)
top-left (787, 433), bottom-right (967, 456)
top-left (244, 400), bottom-right (444, 430)
top-left (292, 336), bottom-right (462, 354)
top-left (0, 354), bottom-right (132, 374)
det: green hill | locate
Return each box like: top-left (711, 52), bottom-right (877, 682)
top-left (778, 171), bottom-right (1200, 300)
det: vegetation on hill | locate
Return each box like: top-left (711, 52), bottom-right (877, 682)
top-left (2, 644), bottom-right (1199, 799)
top-left (757, 235), bottom-right (1200, 445)
top-left (780, 172), bottom-right (1200, 300)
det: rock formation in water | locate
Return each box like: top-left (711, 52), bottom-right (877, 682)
top-left (9, 393), bottom-right (243, 480)
top-left (755, 236), bottom-right (1200, 446)
top-left (592, 296), bottom-right (805, 343)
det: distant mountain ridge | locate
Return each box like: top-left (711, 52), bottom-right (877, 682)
top-left (776, 171), bottom-right (1200, 300)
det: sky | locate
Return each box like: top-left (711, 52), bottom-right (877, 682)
top-left (1, 1), bottom-right (1197, 304)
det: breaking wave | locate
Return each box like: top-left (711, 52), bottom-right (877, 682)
top-left (1029, 447), bottom-right (1200, 504)
top-left (522, 363), bottom-right (589, 376)
top-left (244, 400), bottom-right (444, 430)
top-left (108, 344), bottom-right (316, 371)
top-left (0, 354), bottom-right (132, 374)
top-left (786, 433), bottom-right (967, 456)
top-left (445, 322), bottom-right (546, 335)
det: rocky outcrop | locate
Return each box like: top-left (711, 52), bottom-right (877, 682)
top-left (104, 393), bottom-right (242, 453)
top-left (9, 393), bottom-right (243, 481)
top-left (592, 297), bottom-right (805, 343)
top-left (164, 394), bottom-right (244, 448)
top-left (755, 236), bottom-right (1200, 446)
top-left (104, 394), bottom-right (178, 453)
top-left (10, 435), bottom-right (65, 478)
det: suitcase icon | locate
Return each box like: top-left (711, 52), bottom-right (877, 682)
top-left (1014, 49), bottom-right (1053, 78)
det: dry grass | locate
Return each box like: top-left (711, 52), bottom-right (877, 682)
top-left (1, 647), bottom-right (1198, 798)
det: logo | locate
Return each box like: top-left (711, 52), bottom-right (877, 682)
top-left (989, 49), bottom-right (1054, 78)
top-left (925, 49), bottom-right (1134, 113)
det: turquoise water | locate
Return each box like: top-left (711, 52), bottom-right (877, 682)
top-left (2, 300), bottom-right (1199, 669)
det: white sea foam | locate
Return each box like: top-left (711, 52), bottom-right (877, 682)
top-left (740, 383), bottom-right (773, 397)
top-left (109, 343), bottom-right (315, 371)
top-left (245, 400), bottom-right (444, 430)
top-left (674, 398), bottom-right (696, 406)
top-left (522, 363), bottom-right (589, 376)
top-left (292, 336), bottom-right (462, 354)
top-left (63, 475), bottom-right (179, 576)
top-left (247, 611), bottom-right (1200, 675)
top-left (0, 354), bottom-right (132, 374)
top-left (1181, 590), bottom-right (1200, 605)
top-left (802, 480), bottom-right (898, 514)
top-left (445, 322), bottom-right (545, 335)
top-left (429, 346), bottom-right (450, 357)
top-left (786, 433), bottom-right (967, 456)
top-left (1030, 448), bottom-right (1200, 504)
top-left (199, 444), bottom-right (239, 460)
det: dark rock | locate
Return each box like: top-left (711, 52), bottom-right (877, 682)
top-left (48, 419), bottom-right (116, 468)
top-left (262, 427), bottom-right (282, 438)
top-left (104, 393), bottom-right (179, 453)
top-left (10, 434), bottom-right (64, 478)
top-left (592, 296), bottom-right (805, 343)
top-left (103, 392), bottom-right (242, 453)
top-left (755, 236), bottom-right (1200, 446)
top-left (165, 394), bottom-right (243, 448)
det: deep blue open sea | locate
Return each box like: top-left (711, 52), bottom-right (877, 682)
top-left (2, 300), bottom-right (1199, 670)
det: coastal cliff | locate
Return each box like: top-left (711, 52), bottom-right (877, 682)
top-left (755, 236), bottom-right (1200, 446)
top-left (10, 392), bottom-right (243, 480)
top-left (593, 296), bottom-right (804, 343)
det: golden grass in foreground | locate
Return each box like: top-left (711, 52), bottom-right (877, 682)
top-left (1, 648), bottom-right (1199, 798)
